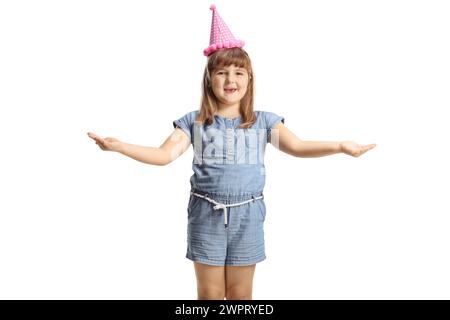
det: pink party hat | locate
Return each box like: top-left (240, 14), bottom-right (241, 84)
top-left (203, 4), bottom-right (245, 56)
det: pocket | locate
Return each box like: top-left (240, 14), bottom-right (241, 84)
top-left (257, 199), bottom-right (266, 222)
top-left (245, 134), bottom-right (258, 151)
top-left (244, 134), bottom-right (259, 165)
top-left (202, 137), bottom-right (227, 164)
top-left (187, 194), bottom-right (194, 211)
top-left (187, 195), bottom-right (194, 218)
top-left (187, 194), bottom-right (201, 219)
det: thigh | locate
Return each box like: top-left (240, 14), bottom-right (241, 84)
top-left (187, 196), bottom-right (227, 265)
top-left (225, 264), bottom-right (256, 293)
top-left (226, 200), bottom-right (266, 265)
top-left (194, 262), bottom-right (226, 297)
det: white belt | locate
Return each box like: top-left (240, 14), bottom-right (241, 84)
top-left (190, 191), bottom-right (264, 228)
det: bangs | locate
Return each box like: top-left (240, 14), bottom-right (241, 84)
top-left (208, 48), bottom-right (251, 72)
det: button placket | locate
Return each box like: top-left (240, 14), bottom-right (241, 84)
top-left (226, 120), bottom-right (234, 162)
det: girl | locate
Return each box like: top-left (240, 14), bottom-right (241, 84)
top-left (87, 5), bottom-right (376, 300)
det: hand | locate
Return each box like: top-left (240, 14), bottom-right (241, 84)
top-left (87, 132), bottom-right (123, 152)
top-left (339, 141), bottom-right (376, 157)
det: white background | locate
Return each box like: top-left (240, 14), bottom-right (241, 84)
top-left (1, 0), bottom-right (449, 299)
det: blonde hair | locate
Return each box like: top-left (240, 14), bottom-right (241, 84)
top-left (196, 47), bottom-right (255, 129)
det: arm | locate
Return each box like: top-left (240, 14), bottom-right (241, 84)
top-left (87, 128), bottom-right (191, 166)
top-left (269, 122), bottom-right (376, 158)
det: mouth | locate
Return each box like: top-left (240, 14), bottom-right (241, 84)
top-left (224, 88), bottom-right (237, 94)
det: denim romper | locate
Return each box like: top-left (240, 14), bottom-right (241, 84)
top-left (173, 110), bottom-right (284, 266)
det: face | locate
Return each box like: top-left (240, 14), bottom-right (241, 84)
top-left (211, 64), bottom-right (250, 110)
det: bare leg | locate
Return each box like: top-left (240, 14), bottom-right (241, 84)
top-left (194, 262), bottom-right (226, 300)
top-left (225, 264), bottom-right (256, 300)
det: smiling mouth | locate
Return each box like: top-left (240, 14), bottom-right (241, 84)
top-left (224, 89), bottom-right (237, 93)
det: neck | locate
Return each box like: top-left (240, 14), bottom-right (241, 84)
top-left (216, 103), bottom-right (240, 118)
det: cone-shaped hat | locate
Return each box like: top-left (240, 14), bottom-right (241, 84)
top-left (203, 4), bottom-right (245, 56)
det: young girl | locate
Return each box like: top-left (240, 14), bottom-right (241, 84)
top-left (87, 5), bottom-right (376, 300)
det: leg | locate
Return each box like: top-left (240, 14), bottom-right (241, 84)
top-left (225, 264), bottom-right (256, 300)
top-left (194, 262), bottom-right (226, 300)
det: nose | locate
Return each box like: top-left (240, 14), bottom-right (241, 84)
top-left (225, 73), bottom-right (237, 83)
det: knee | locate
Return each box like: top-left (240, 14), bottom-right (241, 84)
top-left (197, 286), bottom-right (226, 300)
top-left (225, 286), bottom-right (252, 300)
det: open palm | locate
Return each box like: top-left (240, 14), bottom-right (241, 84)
top-left (87, 132), bottom-right (122, 152)
top-left (340, 141), bottom-right (376, 157)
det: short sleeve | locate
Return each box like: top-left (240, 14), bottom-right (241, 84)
top-left (172, 111), bottom-right (197, 141)
top-left (264, 111), bottom-right (285, 142)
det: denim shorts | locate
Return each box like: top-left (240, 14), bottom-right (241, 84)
top-left (186, 189), bottom-right (267, 266)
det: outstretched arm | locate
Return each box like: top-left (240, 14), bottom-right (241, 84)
top-left (87, 128), bottom-right (191, 165)
top-left (269, 122), bottom-right (376, 158)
